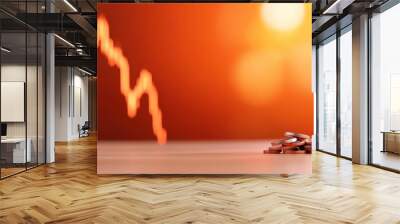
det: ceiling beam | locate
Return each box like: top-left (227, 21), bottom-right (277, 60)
top-left (55, 55), bottom-right (96, 68)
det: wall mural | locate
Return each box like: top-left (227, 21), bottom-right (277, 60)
top-left (97, 3), bottom-right (313, 174)
top-left (98, 17), bottom-right (167, 144)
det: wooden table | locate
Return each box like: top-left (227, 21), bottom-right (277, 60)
top-left (381, 131), bottom-right (400, 154)
top-left (1, 138), bottom-right (32, 165)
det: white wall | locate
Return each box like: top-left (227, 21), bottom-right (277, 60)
top-left (55, 67), bottom-right (70, 141)
top-left (1, 65), bottom-right (38, 138)
top-left (72, 73), bottom-right (89, 138)
top-left (55, 67), bottom-right (89, 141)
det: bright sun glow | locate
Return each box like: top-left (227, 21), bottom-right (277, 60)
top-left (261, 4), bottom-right (305, 32)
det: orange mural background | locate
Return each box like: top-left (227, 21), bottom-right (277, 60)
top-left (98, 3), bottom-right (313, 141)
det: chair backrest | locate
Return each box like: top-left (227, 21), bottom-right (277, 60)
top-left (82, 121), bottom-right (90, 129)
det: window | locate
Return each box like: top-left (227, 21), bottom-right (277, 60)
top-left (371, 3), bottom-right (400, 171)
top-left (339, 28), bottom-right (352, 158)
top-left (318, 36), bottom-right (337, 154)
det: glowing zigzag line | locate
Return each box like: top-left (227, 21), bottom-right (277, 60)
top-left (97, 16), bottom-right (167, 144)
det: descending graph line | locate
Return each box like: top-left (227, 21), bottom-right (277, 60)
top-left (97, 16), bottom-right (167, 144)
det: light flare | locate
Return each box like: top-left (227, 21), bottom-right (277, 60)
top-left (97, 16), bottom-right (167, 144)
top-left (261, 4), bottom-right (305, 32)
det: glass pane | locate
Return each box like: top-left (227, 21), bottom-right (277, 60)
top-left (340, 29), bottom-right (352, 158)
top-left (38, 33), bottom-right (45, 165)
top-left (27, 31), bottom-right (38, 169)
top-left (1, 30), bottom-right (27, 177)
top-left (0, 1), bottom-right (46, 178)
top-left (371, 4), bottom-right (400, 171)
top-left (318, 37), bottom-right (337, 154)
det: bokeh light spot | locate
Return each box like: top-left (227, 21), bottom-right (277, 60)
top-left (261, 4), bottom-right (305, 32)
top-left (233, 51), bottom-right (283, 106)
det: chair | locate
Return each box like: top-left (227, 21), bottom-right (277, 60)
top-left (79, 121), bottom-right (90, 138)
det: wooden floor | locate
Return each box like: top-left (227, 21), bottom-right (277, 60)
top-left (0, 167), bottom-right (26, 178)
top-left (373, 151), bottom-right (400, 171)
top-left (1, 136), bottom-right (400, 224)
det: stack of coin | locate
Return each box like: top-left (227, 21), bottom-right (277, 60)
top-left (264, 132), bottom-right (312, 154)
